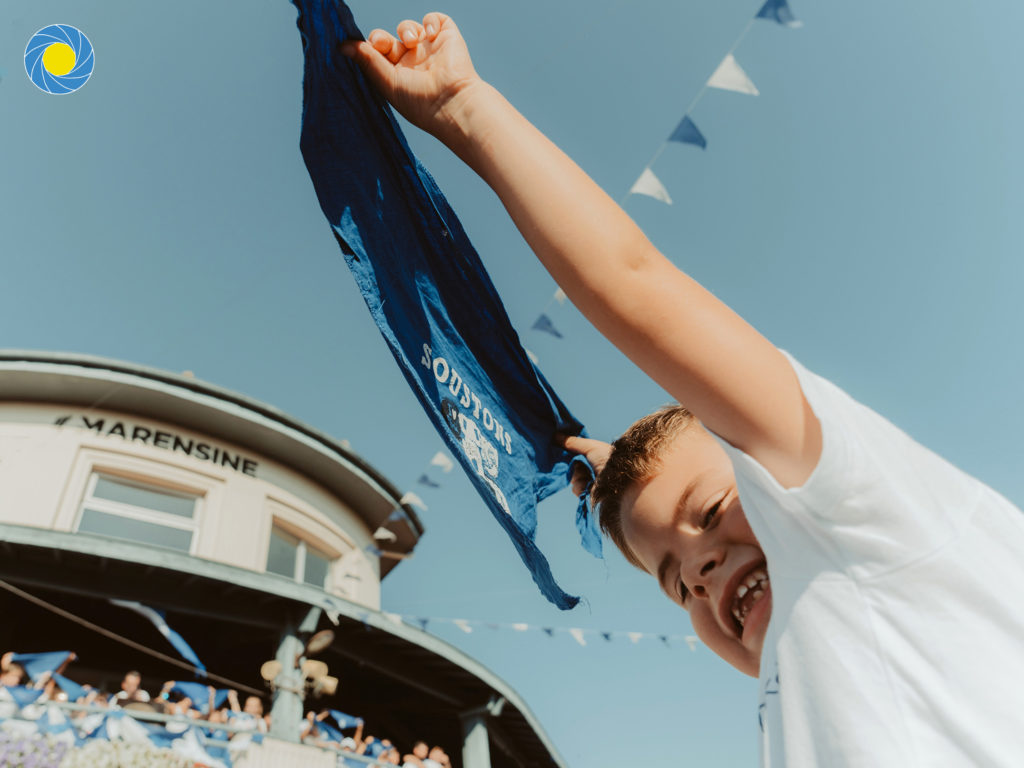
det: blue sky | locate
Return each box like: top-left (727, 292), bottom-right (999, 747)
top-left (3, 1), bottom-right (1024, 765)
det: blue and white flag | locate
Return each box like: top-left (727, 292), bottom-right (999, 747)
top-left (328, 709), bottom-right (364, 730)
top-left (10, 652), bottom-right (72, 682)
top-left (293, 0), bottom-right (587, 608)
top-left (669, 116), bottom-right (707, 150)
top-left (2, 684), bottom-right (46, 708)
top-left (109, 600), bottom-right (206, 674)
top-left (51, 673), bottom-right (87, 703)
top-left (757, 0), bottom-right (803, 28)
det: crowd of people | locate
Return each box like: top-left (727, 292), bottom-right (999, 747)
top-left (1, 651), bottom-right (453, 768)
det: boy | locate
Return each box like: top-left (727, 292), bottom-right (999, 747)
top-left (343, 13), bottom-right (1024, 765)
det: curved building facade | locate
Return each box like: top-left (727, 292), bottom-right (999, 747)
top-left (0, 351), bottom-right (565, 768)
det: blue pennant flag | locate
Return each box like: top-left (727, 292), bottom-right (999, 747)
top-left (110, 600), bottom-right (206, 674)
top-left (316, 717), bottom-right (347, 742)
top-left (531, 313), bottom-right (563, 339)
top-left (2, 685), bottom-right (46, 707)
top-left (11, 651), bottom-right (72, 682)
top-left (669, 116), bottom-right (707, 150)
top-left (52, 673), bottom-right (88, 703)
top-left (417, 473), bottom-right (441, 488)
top-left (293, 0), bottom-right (586, 608)
top-left (757, 0), bottom-right (803, 28)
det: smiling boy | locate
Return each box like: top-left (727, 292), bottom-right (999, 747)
top-left (344, 12), bottom-right (1024, 765)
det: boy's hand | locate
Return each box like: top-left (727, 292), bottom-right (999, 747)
top-left (561, 435), bottom-right (613, 496)
top-left (343, 13), bottom-right (483, 138)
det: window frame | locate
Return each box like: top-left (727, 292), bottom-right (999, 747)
top-left (266, 524), bottom-right (332, 589)
top-left (75, 472), bottom-right (202, 556)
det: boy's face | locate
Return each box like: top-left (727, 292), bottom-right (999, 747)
top-left (619, 425), bottom-right (771, 677)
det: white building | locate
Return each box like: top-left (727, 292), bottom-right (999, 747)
top-left (0, 350), bottom-right (565, 768)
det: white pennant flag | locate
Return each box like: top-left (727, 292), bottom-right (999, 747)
top-left (629, 168), bottom-right (672, 205)
top-left (400, 491), bottom-right (428, 511)
top-left (372, 526), bottom-right (398, 542)
top-left (430, 451), bottom-right (455, 473)
top-left (685, 635), bottom-right (699, 652)
top-left (569, 628), bottom-right (588, 646)
top-left (382, 612), bottom-right (404, 625)
top-left (453, 619), bottom-right (474, 634)
top-left (627, 632), bottom-right (644, 644)
top-left (512, 623), bottom-right (530, 632)
top-left (553, 288), bottom-right (567, 305)
top-left (707, 54), bottom-right (759, 96)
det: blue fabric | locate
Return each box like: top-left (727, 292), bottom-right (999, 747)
top-left (51, 673), bottom-right (87, 703)
top-left (669, 116), bottom-right (707, 149)
top-left (2, 685), bottom-right (45, 707)
top-left (568, 456), bottom-right (602, 558)
top-left (327, 709), bottom-right (363, 729)
top-left (417, 473), bottom-right (440, 488)
top-left (292, 0), bottom-right (587, 608)
top-left (315, 718), bottom-right (346, 742)
top-left (169, 681), bottom-right (211, 712)
top-left (162, 623), bottom-right (206, 675)
top-left (757, 0), bottom-right (802, 27)
top-left (10, 651), bottom-right (71, 681)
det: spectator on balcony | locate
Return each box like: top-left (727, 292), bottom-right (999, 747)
top-left (403, 741), bottom-right (430, 767)
top-left (108, 670), bottom-right (151, 706)
top-left (226, 689), bottom-right (269, 734)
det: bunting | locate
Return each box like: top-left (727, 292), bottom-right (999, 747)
top-left (757, 0), bottom-right (803, 28)
top-left (624, 1), bottom-right (800, 207)
top-left (629, 168), bottom-right (673, 204)
top-left (669, 116), bottom-right (707, 150)
top-left (531, 313), bottom-right (563, 339)
top-left (707, 54), bottom-right (760, 96)
top-left (379, 613), bottom-right (701, 650)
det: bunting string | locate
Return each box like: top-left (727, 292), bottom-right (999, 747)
top-left (623, 0), bottom-right (802, 207)
top-left (376, 612), bottom-right (702, 651)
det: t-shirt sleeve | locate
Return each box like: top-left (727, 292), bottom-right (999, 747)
top-left (711, 351), bottom-right (983, 577)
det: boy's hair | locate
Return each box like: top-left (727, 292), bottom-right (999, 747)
top-left (592, 404), bottom-right (695, 569)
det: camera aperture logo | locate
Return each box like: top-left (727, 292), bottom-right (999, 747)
top-left (25, 24), bottom-right (94, 94)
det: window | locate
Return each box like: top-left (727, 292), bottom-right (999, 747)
top-left (76, 474), bottom-right (199, 553)
top-left (266, 526), bottom-right (331, 588)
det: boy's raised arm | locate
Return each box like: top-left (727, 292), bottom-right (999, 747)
top-left (345, 14), bottom-right (820, 488)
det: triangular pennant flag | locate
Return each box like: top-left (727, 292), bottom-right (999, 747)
top-left (601, 632), bottom-right (613, 642)
top-left (417, 474), bottom-right (441, 488)
top-left (430, 451), bottom-right (455, 473)
top-left (757, 0), bottom-right (803, 28)
top-left (627, 632), bottom-right (644, 644)
top-left (169, 681), bottom-right (213, 713)
top-left (399, 491), bottom-right (428, 511)
top-left (373, 526), bottom-right (398, 542)
top-left (387, 509), bottom-right (405, 523)
top-left (629, 168), bottom-right (672, 204)
top-left (542, 628), bottom-right (555, 637)
top-left (569, 628), bottom-right (587, 646)
top-left (553, 288), bottom-right (567, 305)
top-left (110, 601), bottom-right (207, 674)
top-left (685, 635), bottom-right (699, 651)
top-left (3, 685), bottom-right (46, 707)
top-left (52, 673), bottom-right (87, 703)
top-left (707, 54), bottom-right (759, 96)
top-left (659, 635), bottom-right (671, 646)
top-left (668, 116), bottom-right (707, 150)
top-left (453, 619), bottom-right (473, 634)
top-left (415, 617), bottom-right (430, 631)
top-left (382, 612), bottom-right (403, 625)
top-left (531, 313), bottom-right (563, 339)
top-left (512, 623), bottom-right (530, 632)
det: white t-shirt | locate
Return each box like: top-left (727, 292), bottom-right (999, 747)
top-left (714, 353), bottom-right (1024, 767)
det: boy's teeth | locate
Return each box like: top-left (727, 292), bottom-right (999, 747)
top-left (730, 569), bottom-right (770, 630)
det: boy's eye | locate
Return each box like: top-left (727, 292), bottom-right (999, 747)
top-left (701, 500), bottom-right (722, 528)
top-left (678, 579), bottom-right (689, 603)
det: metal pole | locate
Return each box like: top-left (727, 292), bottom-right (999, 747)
top-left (268, 607), bottom-right (321, 743)
top-left (460, 696), bottom-right (504, 768)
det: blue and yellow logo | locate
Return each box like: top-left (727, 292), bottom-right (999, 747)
top-left (24, 24), bottom-right (94, 94)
